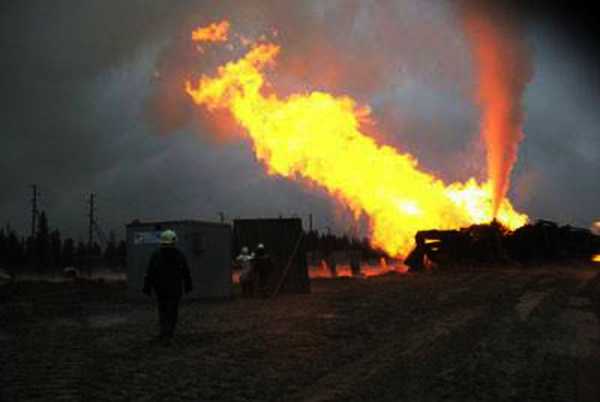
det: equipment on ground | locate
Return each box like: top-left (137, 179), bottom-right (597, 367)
top-left (405, 219), bottom-right (600, 271)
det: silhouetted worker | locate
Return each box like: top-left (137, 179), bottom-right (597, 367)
top-left (143, 229), bottom-right (192, 343)
top-left (236, 246), bottom-right (254, 297)
top-left (253, 243), bottom-right (273, 297)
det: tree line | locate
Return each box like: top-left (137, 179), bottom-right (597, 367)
top-left (303, 230), bottom-right (386, 260)
top-left (0, 210), bottom-right (126, 273)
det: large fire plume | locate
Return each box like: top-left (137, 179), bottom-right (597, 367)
top-left (185, 21), bottom-right (527, 257)
top-left (460, 4), bottom-right (532, 216)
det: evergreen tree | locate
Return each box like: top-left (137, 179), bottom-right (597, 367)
top-left (91, 242), bottom-right (102, 256)
top-left (18, 236), bottom-right (26, 266)
top-left (0, 228), bottom-right (6, 267)
top-left (116, 240), bottom-right (127, 269)
top-left (25, 235), bottom-right (35, 268)
top-left (304, 230), bottom-right (319, 251)
top-left (76, 240), bottom-right (87, 257)
top-left (104, 231), bottom-right (117, 267)
top-left (7, 230), bottom-right (24, 268)
top-left (62, 238), bottom-right (74, 267)
top-left (75, 240), bottom-right (87, 270)
top-left (36, 211), bottom-right (50, 270)
top-left (50, 229), bottom-right (61, 269)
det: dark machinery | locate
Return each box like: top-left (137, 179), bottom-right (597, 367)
top-left (405, 219), bottom-right (600, 271)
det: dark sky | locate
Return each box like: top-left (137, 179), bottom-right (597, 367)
top-left (1, 0), bottom-right (599, 240)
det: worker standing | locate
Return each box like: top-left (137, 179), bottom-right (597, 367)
top-left (236, 246), bottom-right (255, 297)
top-left (143, 229), bottom-right (192, 344)
top-left (253, 243), bottom-right (273, 297)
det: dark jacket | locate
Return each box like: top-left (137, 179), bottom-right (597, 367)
top-left (253, 252), bottom-right (273, 280)
top-left (143, 247), bottom-right (192, 299)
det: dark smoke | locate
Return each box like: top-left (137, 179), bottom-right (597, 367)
top-left (1, 0), bottom-right (598, 239)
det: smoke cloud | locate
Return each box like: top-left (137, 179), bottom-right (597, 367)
top-left (1, 0), bottom-right (598, 240)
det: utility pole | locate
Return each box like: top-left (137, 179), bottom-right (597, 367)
top-left (88, 193), bottom-right (95, 250)
top-left (31, 185), bottom-right (38, 238)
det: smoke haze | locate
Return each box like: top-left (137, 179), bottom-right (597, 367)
top-left (1, 0), bottom-right (599, 239)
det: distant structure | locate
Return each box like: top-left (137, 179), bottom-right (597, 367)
top-left (126, 220), bottom-right (232, 299)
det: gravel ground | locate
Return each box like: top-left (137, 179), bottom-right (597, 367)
top-left (1, 263), bottom-right (599, 402)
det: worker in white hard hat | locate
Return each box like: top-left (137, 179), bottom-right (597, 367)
top-left (160, 229), bottom-right (177, 246)
top-left (143, 229), bottom-right (192, 344)
top-left (236, 246), bottom-right (255, 297)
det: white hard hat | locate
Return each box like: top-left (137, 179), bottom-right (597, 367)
top-left (241, 246), bottom-right (249, 254)
top-left (592, 221), bottom-right (600, 235)
top-left (160, 229), bottom-right (177, 246)
top-left (256, 243), bottom-right (265, 250)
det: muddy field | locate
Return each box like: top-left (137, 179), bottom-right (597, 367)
top-left (1, 264), bottom-right (600, 402)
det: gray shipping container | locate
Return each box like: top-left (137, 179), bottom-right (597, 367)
top-left (126, 220), bottom-right (232, 299)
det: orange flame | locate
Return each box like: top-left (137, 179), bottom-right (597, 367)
top-left (192, 20), bottom-right (230, 43)
top-left (462, 9), bottom-right (532, 217)
top-left (185, 24), bottom-right (528, 257)
top-left (593, 255), bottom-right (600, 263)
top-left (309, 261), bottom-right (408, 279)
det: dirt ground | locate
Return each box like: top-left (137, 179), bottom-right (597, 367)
top-left (1, 263), bottom-right (600, 402)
